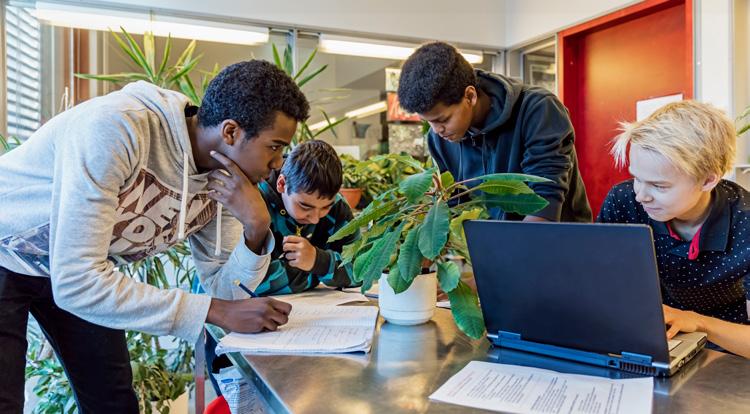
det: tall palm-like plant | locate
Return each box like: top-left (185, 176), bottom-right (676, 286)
top-left (76, 28), bottom-right (216, 105)
top-left (272, 44), bottom-right (347, 144)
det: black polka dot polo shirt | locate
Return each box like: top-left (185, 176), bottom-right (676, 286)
top-left (597, 179), bottom-right (750, 324)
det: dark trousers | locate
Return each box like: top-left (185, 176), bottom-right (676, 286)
top-left (0, 267), bottom-right (138, 414)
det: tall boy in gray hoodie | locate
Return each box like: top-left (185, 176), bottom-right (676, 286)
top-left (0, 60), bottom-right (307, 413)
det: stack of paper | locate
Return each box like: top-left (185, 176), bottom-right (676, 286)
top-left (430, 361), bottom-right (653, 414)
top-left (216, 305), bottom-right (379, 355)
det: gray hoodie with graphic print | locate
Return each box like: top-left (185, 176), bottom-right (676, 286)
top-left (0, 81), bottom-right (273, 343)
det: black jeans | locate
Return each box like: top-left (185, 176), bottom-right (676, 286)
top-left (0, 267), bottom-right (138, 413)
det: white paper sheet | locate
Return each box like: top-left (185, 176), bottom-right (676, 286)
top-left (275, 288), bottom-right (369, 307)
top-left (216, 305), bottom-right (379, 355)
top-left (430, 361), bottom-right (653, 414)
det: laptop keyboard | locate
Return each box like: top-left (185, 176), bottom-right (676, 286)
top-left (668, 339), bottom-right (682, 351)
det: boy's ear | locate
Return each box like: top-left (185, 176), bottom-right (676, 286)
top-left (701, 172), bottom-right (721, 192)
top-left (465, 85), bottom-right (478, 106)
top-left (276, 174), bottom-right (287, 194)
top-left (220, 120), bottom-right (241, 146)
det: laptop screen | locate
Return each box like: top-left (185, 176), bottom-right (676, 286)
top-left (464, 220), bottom-right (671, 363)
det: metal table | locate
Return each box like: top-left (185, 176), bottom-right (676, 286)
top-left (206, 307), bottom-right (750, 413)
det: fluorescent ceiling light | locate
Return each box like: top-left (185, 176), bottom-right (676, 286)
top-left (345, 101), bottom-right (387, 119)
top-left (32, 2), bottom-right (269, 45)
top-left (308, 118), bottom-right (336, 131)
top-left (319, 35), bottom-right (483, 64)
top-left (308, 101), bottom-right (387, 131)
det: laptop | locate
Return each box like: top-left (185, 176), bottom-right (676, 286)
top-left (463, 220), bottom-right (707, 377)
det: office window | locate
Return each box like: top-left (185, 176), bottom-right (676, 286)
top-left (4, 5), bottom-right (41, 140)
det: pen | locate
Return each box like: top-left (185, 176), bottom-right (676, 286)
top-left (233, 279), bottom-right (258, 298)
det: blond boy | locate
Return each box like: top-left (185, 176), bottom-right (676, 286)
top-left (597, 100), bottom-right (750, 356)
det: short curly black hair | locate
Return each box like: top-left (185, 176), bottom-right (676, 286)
top-left (280, 140), bottom-right (342, 199)
top-left (198, 60), bottom-right (309, 139)
top-left (397, 42), bottom-right (476, 114)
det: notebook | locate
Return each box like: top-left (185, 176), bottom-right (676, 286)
top-left (215, 304), bottom-right (379, 355)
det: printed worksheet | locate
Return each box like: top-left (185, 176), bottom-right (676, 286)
top-left (430, 361), bottom-right (653, 414)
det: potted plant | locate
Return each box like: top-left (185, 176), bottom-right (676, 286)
top-left (339, 154), bottom-right (366, 208)
top-left (329, 156), bottom-right (550, 339)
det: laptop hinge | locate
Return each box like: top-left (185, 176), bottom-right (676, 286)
top-left (499, 331), bottom-right (521, 340)
top-left (621, 352), bottom-right (653, 364)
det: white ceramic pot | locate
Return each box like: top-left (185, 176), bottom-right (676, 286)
top-left (378, 272), bottom-right (436, 325)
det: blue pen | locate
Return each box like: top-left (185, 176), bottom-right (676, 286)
top-left (233, 279), bottom-right (258, 298)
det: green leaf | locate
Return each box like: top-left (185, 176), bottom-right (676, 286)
top-left (328, 198), bottom-right (398, 242)
top-left (357, 223), bottom-right (405, 290)
top-left (387, 266), bottom-right (413, 294)
top-left (294, 48), bottom-right (318, 81)
top-left (120, 27), bottom-right (154, 80)
top-left (448, 208), bottom-right (484, 262)
top-left (472, 180), bottom-right (535, 195)
top-left (143, 31), bottom-right (156, 78)
top-left (476, 193), bottom-right (549, 215)
top-left (437, 261), bottom-right (460, 293)
top-left (440, 171), bottom-right (455, 188)
top-left (470, 173), bottom-right (552, 183)
top-left (397, 226), bottom-right (423, 283)
top-left (156, 34), bottom-right (172, 79)
top-left (174, 40), bottom-right (197, 67)
top-left (399, 168), bottom-right (434, 203)
top-left (418, 200), bottom-right (450, 260)
top-left (297, 64), bottom-right (327, 88)
top-left (168, 57), bottom-right (201, 84)
top-left (109, 29), bottom-right (142, 72)
top-left (340, 237), bottom-right (363, 267)
top-left (272, 43), bottom-right (283, 69)
top-left (447, 280), bottom-right (485, 339)
top-left (74, 72), bottom-right (150, 82)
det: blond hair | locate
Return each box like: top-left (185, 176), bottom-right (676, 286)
top-left (611, 100), bottom-right (736, 181)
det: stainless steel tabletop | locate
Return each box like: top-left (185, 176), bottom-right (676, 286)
top-left (207, 307), bottom-right (750, 414)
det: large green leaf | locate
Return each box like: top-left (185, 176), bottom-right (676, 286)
top-left (471, 173), bottom-right (552, 183)
top-left (387, 266), bottom-right (413, 294)
top-left (418, 200), bottom-right (450, 260)
top-left (476, 193), bottom-right (549, 215)
top-left (437, 261), bottom-right (460, 293)
top-left (447, 280), bottom-right (485, 339)
top-left (356, 223), bottom-right (405, 289)
top-left (328, 198), bottom-right (398, 242)
top-left (397, 226), bottom-right (423, 283)
top-left (471, 180), bottom-right (534, 195)
top-left (399, 169), bottom-right (434, 203)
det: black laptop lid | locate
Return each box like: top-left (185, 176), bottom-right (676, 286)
top-left (464, 220), bottom-right (670, 363)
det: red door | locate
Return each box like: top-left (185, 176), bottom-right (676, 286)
top-left (558, 0), bottom-right (693, 216)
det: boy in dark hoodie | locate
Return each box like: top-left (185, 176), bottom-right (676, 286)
top-left (398, 41), bottom-right (592, 222)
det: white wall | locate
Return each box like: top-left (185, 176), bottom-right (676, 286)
top-left (503, 0), bottom-right (638, 47)
top-left (89, 0), bottom-right (507, 48)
